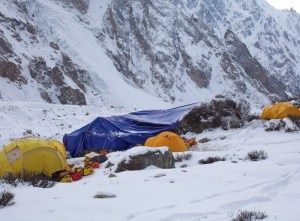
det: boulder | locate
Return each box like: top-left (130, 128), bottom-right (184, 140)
top-left (110, 147), bottom-right (175, 173)
top-left (175, 97), bottom-right (254, 134)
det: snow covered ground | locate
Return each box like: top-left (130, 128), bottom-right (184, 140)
top-left (0, 101), bottom-right (299, 221)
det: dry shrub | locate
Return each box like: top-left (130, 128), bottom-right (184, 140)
top-left (199, 156), bottom-right (226, 164)
top-left (246, 150), bottom-right (268, 161)
top-left (232, 210), bottom-right (268, 221)
top-left (0, 190), bottom-right (15, 208)
top-left (175, 97), bottom-right (254, 134)
top-left (1, 171), bottom-right (55, 188)
top-left (174, 153), bottom-right (193, 162)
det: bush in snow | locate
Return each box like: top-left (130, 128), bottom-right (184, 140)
top-left (246, 150), bottom-right (268, 161)
top-left (0, 190), bottom-right (15, 208)
top-left (263, 118), bottom-right (299, 132)
top-left (263, 119), bottom-right (281, 131)
top-left (174, 152), bottom-right (193, 162)
top-left (175, 97), bottom-right (255, 134)
top-left (198, 156), bottom-right (226, 164)
top-left (294, 119), bottom-right (300, 128)
top-left (231, 210), bottom-right (268, 221)
top-left (1, 171), bottom-right (55, 188)
top-left (285, 118), bottom-right (300, 132)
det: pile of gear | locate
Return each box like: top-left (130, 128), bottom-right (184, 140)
top-left (51, 151), bottom-right (108, 183)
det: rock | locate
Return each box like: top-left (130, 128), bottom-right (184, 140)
top-left (94, 192), bottom-right (117, 198)
top-left (175, 97), bottom-right (251, 134)
top-left (199, 137), bottom-right (210, 143)
top-left (58, 86), bottom-right (86, 105)
top-left (0, 61), bottom-right (27, 85)
top-left (114, 148), bottom-right (175, 173)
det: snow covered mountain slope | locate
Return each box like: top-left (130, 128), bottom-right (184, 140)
top-left (0, 0), bottom-right (170, 109)
top-left (0, 0), bottom-right (299, 108)
top-left (0, 1), bottom-right (88, 105)
top-left (101, 0), bottom-right (299, 104)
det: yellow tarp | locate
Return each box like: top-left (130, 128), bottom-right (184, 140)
top-left (260, 102), bottom-right (300, 119)
top-left (145, 131), bottom-right (187, 152)
top-left (0, 139), bottom-right (68, 178)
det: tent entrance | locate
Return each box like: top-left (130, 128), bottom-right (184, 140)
top-left (6, 146), bottom-right (22, 163)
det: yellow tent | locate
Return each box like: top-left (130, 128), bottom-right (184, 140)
top-left (145, 131), bottom-right (187, 152)
top-left (50, 139), bottom-right (67, 159)
top-left (0, 139), bottom-right (68, 178)
top-left (260, 102), bottom-right (300, 119)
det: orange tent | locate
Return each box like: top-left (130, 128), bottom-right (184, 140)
top-left (260, 102), bottom-right (300, 119)
top-left (145, 131), bottom-right (187, 152)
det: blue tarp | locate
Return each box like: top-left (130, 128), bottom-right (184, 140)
top-left (63, 103), bottom-right (196, 157)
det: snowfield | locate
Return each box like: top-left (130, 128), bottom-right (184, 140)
top-left (0, 101), bottom-right (299, 221)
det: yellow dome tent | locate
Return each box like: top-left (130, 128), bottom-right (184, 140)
top-left (49, 139), bottom-right (67, 159)
top-left (260, 102), bottom-right (300, 119)
top-left (145, 131), bottom-right (187, 152)
top-left (0, 139), bottom-right (68, 178)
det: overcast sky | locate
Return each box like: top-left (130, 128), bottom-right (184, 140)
top-left (265, 0), bottom-right (300, 13)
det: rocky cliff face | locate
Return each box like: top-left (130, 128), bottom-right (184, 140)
top-left (223, 29), bottom-right (287, 99)
top-left (100, 0), bottom-right (217, 101)
top-left (100, 0), bottom-right (297, 103)
top-left (172, 0), bottom-right (300, 98)
top-left (0, 0), bottom-right (299, 106)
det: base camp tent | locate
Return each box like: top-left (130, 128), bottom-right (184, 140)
top-left (0, 139), bottom-right (68, 178)
top-left (145, 131), bottom-right (187, 152)
top-left (63, 103), bottom-right (196, 157)
top-left (260, 102), bottom-right (300, 119)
